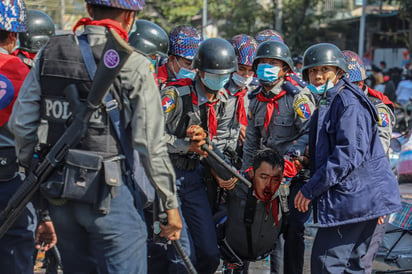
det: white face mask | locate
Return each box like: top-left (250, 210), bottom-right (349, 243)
top-left (232, 72), bottom-right (253, 88)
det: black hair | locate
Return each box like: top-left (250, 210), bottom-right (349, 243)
top-left (0, 30), bottom-right (10, 42)
top-left (90, 4), bottom-right (140, 20)
top-left (252, 148), bottom-right (284, 172)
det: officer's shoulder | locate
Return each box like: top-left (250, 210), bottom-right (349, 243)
top-left (248, 86), bottom-right (262, 100)
top-left (283, 75), bottom-right (307, 96)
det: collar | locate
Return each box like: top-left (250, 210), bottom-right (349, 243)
top-left (264, 78), bottom-right (285, 97)
top-left (0, 47), bottom-right (9, 55)
top-left (227, 79), bottom-right (241, 95)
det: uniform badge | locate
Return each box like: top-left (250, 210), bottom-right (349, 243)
top-left (0, 74), bottom-right (14, 110)
top-left (378, 107), bottom-right (389, 127)
top-left (149, 63), bottom-right (155, 73)
top-left (162, 90), bottom-right (177, 113)
top-left (294, 98), bottom-right (311, 119)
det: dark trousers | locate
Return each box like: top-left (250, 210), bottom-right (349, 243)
top-left (311, 218), bottom-right (378, 274)
top-left (0, 175), bottom-right (37, 274)
top-left (284, 180), bottom-right (312, 274)
top-left (361, 217), bottom-right (388, 274)
top-left (176, 165), bottom-right (221, 274)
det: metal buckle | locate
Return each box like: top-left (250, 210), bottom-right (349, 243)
top-left (105, 99), bottom-right (118, 111)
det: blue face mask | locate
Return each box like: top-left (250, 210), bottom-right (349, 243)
top-left (307, 80), bottom-right (335, 95)
top-left (201, 72), bottom-right (230, 92)
top-left (176, 67), bottom-right (196, 80)
top-left (256, 63), bottom-right (281, 84)
top-left (175, 58), bottom-right (196, 80)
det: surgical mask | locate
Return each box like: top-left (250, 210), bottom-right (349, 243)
top-left (201, 72), bottom-right (230, 92)
top-left (150, 58), bottom-right (157, 67)
top-left (232, 72), bottom-right (253, 88)
top-left (175, 58), bottom-right (196, 80)
top-left (256, 63), bottom-right (281, 84)
top-left (307, 80), bottom-right (334, 95)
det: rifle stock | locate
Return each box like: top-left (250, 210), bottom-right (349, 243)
top-left (0, 29), bottom-right (134, 238)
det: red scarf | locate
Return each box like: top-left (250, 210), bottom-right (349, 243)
top-left (233, 88), bottom-right (248, 126)
top-left (73, 18), bottom-right (129, 41)
top-left (11, 49), bottom-right (37, 60)
top-left (191, 91), bottom-right (218, 141)
top-left (367, 86), bottom-right (394, 107)
top-left (256, 90), bottom-right (287, 131)
top-left (244, 158), bottom-right (297, 226)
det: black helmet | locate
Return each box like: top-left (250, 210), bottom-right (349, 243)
top-left (192, 38), bottom-right (238, 75)
top-left (129, 20), bottom-right (169, 56)
top-left (18, 10), bottom-right (55, 53)
top-left (302, 43), bottom-right (348, 78)
top-left (252, 40), bottom-right (294, 72)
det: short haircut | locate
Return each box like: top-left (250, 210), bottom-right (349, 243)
top-left (0, 30), bottom-right (10, 42)
top-left (90, 4), bottom-right (140, 20)
top-left (252, 148), bottom-right (284, 172)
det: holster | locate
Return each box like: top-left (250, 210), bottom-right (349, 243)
top-left (0, 147), bottom-right (18, 182)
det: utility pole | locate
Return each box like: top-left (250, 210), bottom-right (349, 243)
top-left (60, 0), bottom-right (65, 30)
top-left (358, 0), bottom-right (366, 59)
top-left (202, 0), bottom-right (207, 39)
top-left (275, 0), bottom-right (283, 33)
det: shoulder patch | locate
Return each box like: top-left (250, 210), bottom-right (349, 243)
top-left (162, 89), bottom-right (177, 113)
top-left (377, 107), bottom-right (389, 127)
top-left (149, 63), bottom-right (155, 73)
top-left (0, 74), bottom-right (15, 110)
top-left (293, 97), bottom-right (311, 119)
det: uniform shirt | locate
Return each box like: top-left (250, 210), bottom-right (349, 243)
top-left (161, 77), bottom-right (229, 154)
top-left (366, 86), bottom-right (395, 153)
top-left (9, 25), bottom-right (179, 210)
top-left (242, 79), bottom-right (312, 170)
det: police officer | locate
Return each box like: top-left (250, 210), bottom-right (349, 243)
top-left (12, 9), bottom-right (55, 68)
top-left (294, 43), bottom-right (401, 274)
top-left (0, 1), bottom-right (57, 273)
top-left (161, 37), bottom-right (238, 274)
top-left (9, 1), bottom-right (182, 273)
top-left (158, 25), bottom-right (202, 89)
top-left (343, 50), bottom-right (395, 274)
top-left (241, 40), bottom-right (311, 274)
top-left (129, 19), bottom-right (169, 67)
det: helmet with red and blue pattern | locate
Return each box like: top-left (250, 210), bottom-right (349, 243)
top-left (168, 25), bottom-right (202, 61)
top-left (230, 34), bottom-right (258, 66)
top-left (342, 50), bottom-right (367, 83)
top-left (0, 0), bottom-right (27, 32)
top-left (255, 29), bottom-right (284, 44)
top-left (85, 0), bottom-right (144, 11)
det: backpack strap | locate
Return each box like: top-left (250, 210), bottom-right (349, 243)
top-left (243, 187), bottom-right (257, 258)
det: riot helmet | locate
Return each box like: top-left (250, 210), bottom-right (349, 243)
top-left (302, 43), bottom-right (348, 81)
top-left (19, 10), bottom-right (55, 53)
top-left (85, 0), bottom-right (144, 10)
top-left (342, 50), bottom-right (367, 83)
top-left (230, 34), bottom-right (258, 66)
top-left (0, 0), bottom-right (27, 32)
top-left (255, 29), bottom-right (284, 44)
top-left (252, 40), bottom-right (294, 72)
top-left (169, 25), bottom-right (202, 61)
top-left (129, 20), bottom-right (169, 56)
top-left (192, 38), bottom-right (238, 75)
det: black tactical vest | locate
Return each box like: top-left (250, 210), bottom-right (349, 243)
top-left (39, 34), bottom-right (120, 155)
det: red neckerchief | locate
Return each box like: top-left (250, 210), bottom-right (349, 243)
top-left (191, 91), bottom-right (218, 141)
top-left (244, 158), bottom-right (296, 226)
top-left (367, 86), bottom-right (394, 107)
top-left (256, 90), bottom-right (287, 131)
top-left (158, 63), bottom-right (170, 86)
top-left (73, 18), bottom-right (129, 41)
top-left (11, 49), bottom-right (36, 60)
top-left (233, 87), bottom-right (248, 126)
top-left (166, 78), bottom-right (193, 88)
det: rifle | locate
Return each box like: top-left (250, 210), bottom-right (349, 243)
top-left (201, 143), bottom-right (252, 188)
top-left (0, 29), bottom-right (134, 238)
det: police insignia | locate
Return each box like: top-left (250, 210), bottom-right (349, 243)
top-left (149, 63), bottom-right (155, 73)
top-left (162, 90), bottom-right (177, 113)
top-left (294, 98), bottom-right (311, 119)
top-left (378, 108), bottom-right (389, 127)
top-left (0, 74), bottom-right (14, 110)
